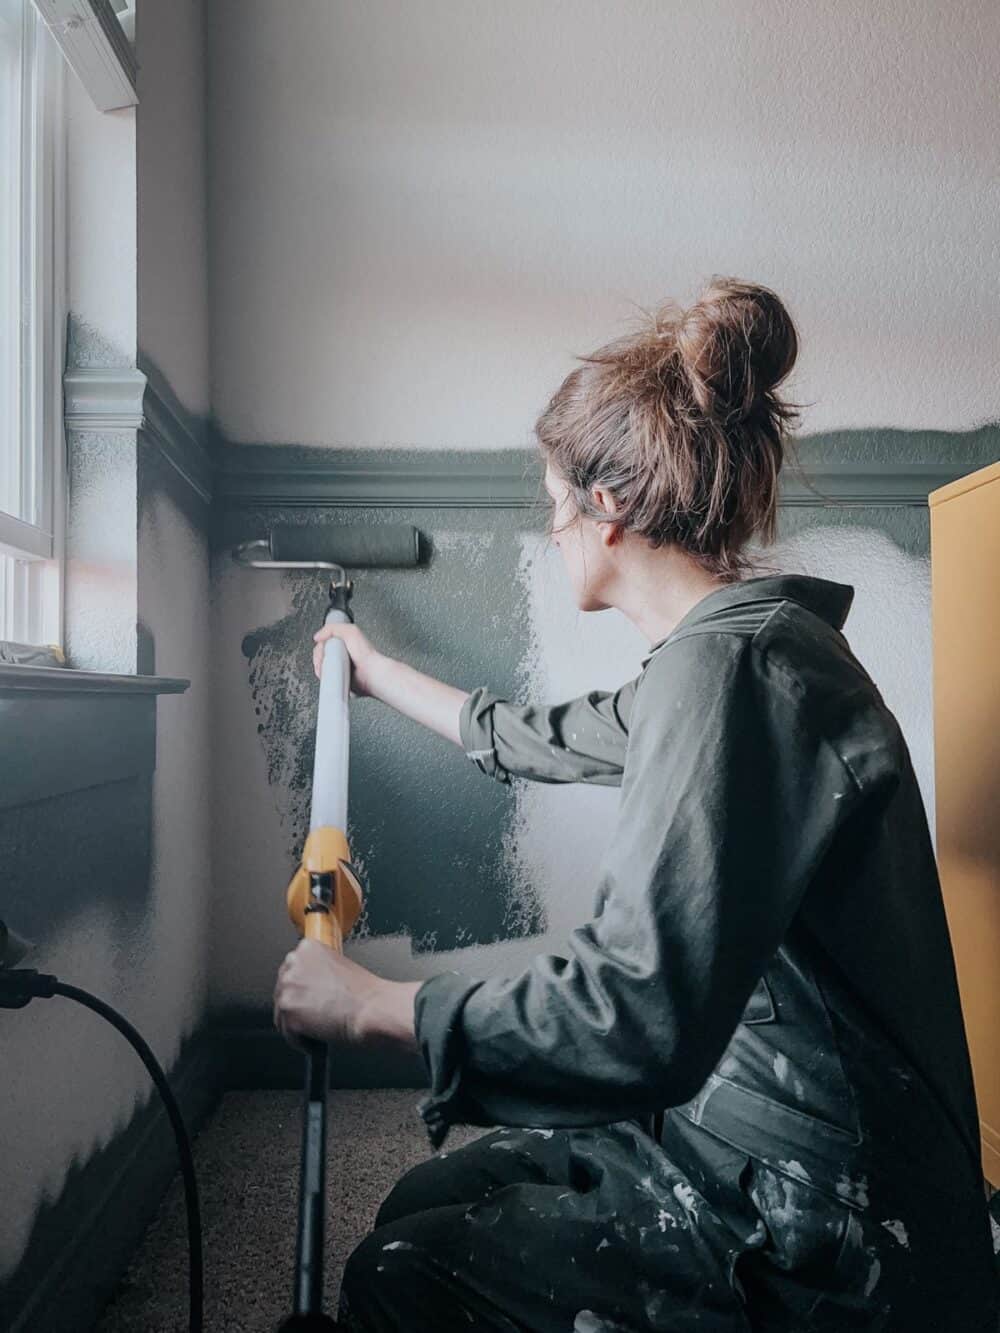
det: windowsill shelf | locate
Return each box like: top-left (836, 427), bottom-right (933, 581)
top-left (0, 664), bottom-right (189, 695)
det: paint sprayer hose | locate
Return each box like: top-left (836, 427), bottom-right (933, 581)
top-left (0, 971), bottom-right (204, 1332)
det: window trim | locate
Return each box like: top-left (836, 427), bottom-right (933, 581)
top-left (1, 1), bottom-right (65, 648)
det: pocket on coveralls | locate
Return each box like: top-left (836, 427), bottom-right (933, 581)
top-left (744, 1158), bottom-right (876, 1327)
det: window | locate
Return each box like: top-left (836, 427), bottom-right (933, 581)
top-left (0, 0), bottom-right (63, 650)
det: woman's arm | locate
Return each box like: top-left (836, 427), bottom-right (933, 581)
top-left (313, 622), bottom-right (468, 746)
top-left (313, 621), bottom-right (637, 784)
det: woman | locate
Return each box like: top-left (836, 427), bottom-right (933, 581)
top-left (273, 279), bottom-right (997, 1332)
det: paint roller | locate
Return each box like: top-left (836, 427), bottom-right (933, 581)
top-left (236, 523), bottom-right (421, 1332)
top-left (237, 523), bottom-right (421, 569)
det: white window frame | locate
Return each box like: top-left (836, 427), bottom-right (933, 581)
top-left (0, 0), bottom-right (65, 650)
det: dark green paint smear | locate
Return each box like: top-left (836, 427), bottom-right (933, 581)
top-left (239, 505), bottom-right (546, 952)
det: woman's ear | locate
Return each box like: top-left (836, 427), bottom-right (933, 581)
top-left (590, 485), bottom-right (618, 517)
top-left (591, 487), bottom-right (623, 547)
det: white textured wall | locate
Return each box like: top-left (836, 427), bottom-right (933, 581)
top-left (63, 431), bottom-right (138, 673)
top-left (206, 0), bottom-right (1000, 449)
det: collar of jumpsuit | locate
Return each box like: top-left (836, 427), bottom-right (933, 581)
top-left (642, 573), bottom-right (856, 666)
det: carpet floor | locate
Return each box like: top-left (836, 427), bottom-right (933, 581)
top-left (95, 1089), bottom-right (482, 1332)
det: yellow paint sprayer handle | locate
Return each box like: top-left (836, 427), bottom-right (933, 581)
top-left (286, 826), bottom-right (365, 954)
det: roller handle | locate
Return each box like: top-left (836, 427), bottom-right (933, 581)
top-left (280, 597), bottom-right (366, 1331)
top-left (310, 607), bottom-right (351, 835)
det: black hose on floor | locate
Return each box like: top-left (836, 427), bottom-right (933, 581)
top-left (0, 971), bottom-right (204, 1332)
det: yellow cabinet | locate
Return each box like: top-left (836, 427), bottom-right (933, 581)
top-left (931, 459), bottom-right (1000, 1186)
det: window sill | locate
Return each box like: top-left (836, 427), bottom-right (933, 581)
top-left (0, 664), bottom-right (189, 695)
top-left (0, 666), bottom-right (187, 810)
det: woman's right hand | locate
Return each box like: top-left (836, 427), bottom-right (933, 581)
top-left (313, 622), bottom-right (386, 697)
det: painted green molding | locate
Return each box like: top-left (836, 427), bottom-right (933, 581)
top-left (781, 461), bottom-right (974, 507)
top-left (211, 431), bottom-right (998, 510)
top-left (138, 357), bottom-right (214, 506)
top-left (212, 443), bottom-right (544, 509)
top-left (122, 387), bottom-right (1000, 512)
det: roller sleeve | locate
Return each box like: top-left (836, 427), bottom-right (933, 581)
top-left (269, 523), bottom-right (420, 568)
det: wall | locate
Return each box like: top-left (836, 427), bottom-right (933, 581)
top-left (204, 0), bottom-right (1000, 1023)
top-left (137, 0), bottom-right (210, 417)
top-left (1, 3), bottom-right (214, 1327)
top-left (206, 0), bottom-right (1000, 449)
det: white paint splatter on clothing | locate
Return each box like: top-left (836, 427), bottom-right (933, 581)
top-left (778, 1159), bottom-right (811, 1183)
top-left (672, 1182), bottom-right (697, 1214)
top-left (864, 1256), bottom-right (882, 1298)
top-left (881, 1220), bottom-right (910, 1249)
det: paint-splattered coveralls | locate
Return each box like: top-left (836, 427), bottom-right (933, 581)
top-left (340, 576), bottom-right (998, 1332)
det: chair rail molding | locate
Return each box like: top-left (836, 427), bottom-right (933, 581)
top-left (63, 366), bottom-right (147, 432)
top-left (139, 360), bottom-right (214, 506)
top-left (73, 399), bottom-right (993, 513)
top-left (211, 442), bottom-right (987, 511)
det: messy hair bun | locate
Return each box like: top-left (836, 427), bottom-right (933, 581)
top-left (535, 277), bottom-right (799, 580)
top-left (676, 278), bottom-right (798, 424)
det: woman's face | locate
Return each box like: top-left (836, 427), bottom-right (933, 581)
top-left (543, 462), bottom-right (613, 612)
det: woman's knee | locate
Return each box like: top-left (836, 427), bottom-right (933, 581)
top-left (374, 1135), bottom-right (505, 1227)
top-left (339, 1222), bottom-right (436, 1330)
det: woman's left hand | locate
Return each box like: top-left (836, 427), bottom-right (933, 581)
top-left (273, 940), bottom-right (420, 1051)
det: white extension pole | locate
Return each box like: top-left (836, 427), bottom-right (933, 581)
top-left (309, 607), bottom-right (351, 833)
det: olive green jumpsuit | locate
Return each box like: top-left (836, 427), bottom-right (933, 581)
top-left (340, 576), bottom-right (998, 1332)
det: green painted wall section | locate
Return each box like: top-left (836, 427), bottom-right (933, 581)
top-left (222, 505), bottom-right (542, 953)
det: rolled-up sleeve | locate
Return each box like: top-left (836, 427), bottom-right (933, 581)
top-left (459, 681), bottom-right (636, 786)
top-left (417, 634), bottom-right (858, 1146)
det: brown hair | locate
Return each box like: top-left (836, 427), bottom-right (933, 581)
top-left (535, 277), bottom-right (799, 580)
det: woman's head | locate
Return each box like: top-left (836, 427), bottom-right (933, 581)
top-left (537, 278), bottom-right (799, 608)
